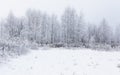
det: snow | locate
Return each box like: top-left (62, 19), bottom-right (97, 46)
top-left (0, 48), bottom-right (120, 75)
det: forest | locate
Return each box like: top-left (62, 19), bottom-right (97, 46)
top-left (0, 7), bottom-right (120, 56)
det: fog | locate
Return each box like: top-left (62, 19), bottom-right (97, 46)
top-left (0, 0), bottom-right (120, 25)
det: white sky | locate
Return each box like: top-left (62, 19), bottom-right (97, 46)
top-left (0, 0), bottom-right (120, 25)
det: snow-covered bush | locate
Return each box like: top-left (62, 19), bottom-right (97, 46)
top-left (0, 38), bottom-right (28, 57)
top-left (28, 42), bottom-right (39, 50)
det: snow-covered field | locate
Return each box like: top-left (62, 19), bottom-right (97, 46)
top-left (0, 48), bottom-right (120, 75)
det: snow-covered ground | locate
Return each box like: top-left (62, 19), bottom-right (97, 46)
top-left (0, 48), bottom-right (120, 75)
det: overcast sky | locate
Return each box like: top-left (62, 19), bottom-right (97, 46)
top-left (0, 0), bottom-right (120, 25)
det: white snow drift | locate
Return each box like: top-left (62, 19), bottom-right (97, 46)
top-left (0, 48), bottom-right (120, 75)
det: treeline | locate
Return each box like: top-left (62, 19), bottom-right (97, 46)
top-left (0, 7), bottom-right (120, 56)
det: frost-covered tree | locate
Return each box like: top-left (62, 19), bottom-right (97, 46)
top-left (75, 12), bottom-right (87, 45)
top-left (40, 13), bottom-right (50, 44)
top-left (98, 19), bottom-right (112, 44)
top-left (5, 12), bottom-right (19, 38)
top-left (0, 20), bottom-right (5, 40)
top-left (50, 14), bottom-right (60, 44)
top-left (61, 7), bottom-right (77, 46)
top-left (26, 9), bottom-right (42, 43)
top-left (0, 12), bottom-right (28, 56)
top-left (114, 24), bottom-right (120, 44)
top-left (87, 24), bottom-right (97, 44)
